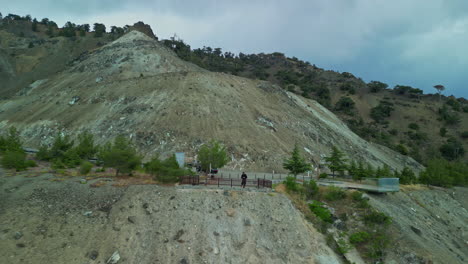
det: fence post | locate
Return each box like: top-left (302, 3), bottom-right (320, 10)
top-left (231, 178), bottom-right (232, 188)
top-left (257, 179), bottom-right (260, 189)
top-left (218, 178), bottom-right (220, 187)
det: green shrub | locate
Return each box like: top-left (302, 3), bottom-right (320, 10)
top-left (319, 173), bottom-right (328, 179)
top-left (52, 159), bottom-right (66, 169)
top-left (309, 200), bottom-right (333, 223)
top-left (337, 238), bottom-right (352, 254)
top-left (461, 131), bottom-right (468, 139)
top-left (395, 144), bottom-right (409, 155)
top-left (99, 136), bottom-right (141, 176)
top-left (349, 231), bottom-right (371, 245)
top-left (364, 210), bottom-right (391, 225)
top-left (284, 176), bottom-right (299, 192)
top-left (398, 167), bottom-right (416, 185)
top-left (325, 186), bottom-right (346, 201)
top-left (145, 155), bottom-right (191, 183)
top-left (408, 123), bottom-right (419, 130)
top-left (335, 96), bottom-right (355, 114)
top-left (1, 150), bottom-right (28, 171)
top-left (303, 179), bottom-right (319, 199)
top-left (439, 127), bottom-right (447, 137)
top-left (36, 144), bottom-right (52, 161)
top-left (351, 191), bottom-right (364, 201)
top-left (25, 160), bottom-right (37, 167)
top-left (80, 161), bottom-right (93, 175)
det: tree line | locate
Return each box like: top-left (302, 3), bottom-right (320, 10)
top-left (282, 144), bottom-right (468, 187)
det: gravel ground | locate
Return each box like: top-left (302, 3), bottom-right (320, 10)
top-left (369, 186), bottom-right (468, 264)
top-left (0, 171), bottom-right (342, 264)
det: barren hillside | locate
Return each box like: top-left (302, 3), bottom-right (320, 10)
top-left (0, 30), bottom-right (421, 172)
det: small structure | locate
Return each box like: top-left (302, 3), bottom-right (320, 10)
top-left (175, 152), bottom-right (185, 168)
top-left (319, 178), bottom-right (400, 193)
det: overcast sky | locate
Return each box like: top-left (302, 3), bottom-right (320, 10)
top-left (2, 0), bottom-right (467, 98)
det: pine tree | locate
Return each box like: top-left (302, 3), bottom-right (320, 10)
top-left (348, 160), bottom-right (357, 177)
top-left (283, 144), bottom-right (312, 178)
top-left (100, 136), bottom-right (141, 176)
top-left (324, 146), bottom-right (348, 177)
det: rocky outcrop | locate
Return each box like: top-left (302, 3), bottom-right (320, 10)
top-left (129, 21), bottom-right (158, 40)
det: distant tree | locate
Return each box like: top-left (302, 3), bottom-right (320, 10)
top-left (461, 131), bottom-right (468, 139)
top-left (440, 127), bottom-right (447, 137)
top-left (419, 159), bottom-right (454, 187)
top-left (31, 18), bottom-right (38, 32)
top-left (434, 84), bottom-right (445, 101)
top-left (49, 133), bottom-right (74, 159)
top-left (0, 127), bottom-right (30, 171)
top-left (438, 105), bottom-right (461, 126)
top-left (398, 167), bottom-right (417, 185)
top-left (0, 127), bottom-right (23, 153)
top-left (24, 14), bottom-right (32, 22)
top-left (370, 100), bottom-right (394, 123)
top-left (335, 96), bottom-right (355, 114)
top-left (75, 131), bottom-right (98, 160)
top-left (60, 21), bottom-right (76, 37)
top-left (93, 23), bottom-right (106, 37)
top-left (99, 136), bottom-right (141, 176)
top-left (324, 146), bottom-right (348, 176)
top-left (0, 12), bottom-right (3, 20)
top-left (283, 144), bottom-right (312, 178)
top-left (440, 137), bottom-right (465, 161)
top-left (197, 140), bottom-right (228, 172)
top-left (40, 18), bottom-right (49, 24)
top-left (368, 81), bottom-right (388, 93)
top-left (1, 150), bottom-right (28, 171)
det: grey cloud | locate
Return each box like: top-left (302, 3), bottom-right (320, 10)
top-left (1, 0), bottom-right (467, 97)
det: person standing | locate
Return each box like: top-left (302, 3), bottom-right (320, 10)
top-left (241, 172), bottom-right (247, 188)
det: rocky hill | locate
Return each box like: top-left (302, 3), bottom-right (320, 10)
top-left (161, 39), bottom-right (468, 165)
top-left (0, 26), bottom-right (421, 172)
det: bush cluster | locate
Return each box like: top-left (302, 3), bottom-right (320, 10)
top-left (144, 155), bottom-right (192, 183)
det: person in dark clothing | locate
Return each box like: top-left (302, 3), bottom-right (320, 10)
top-left (241, 172), bottom-right (247, 188)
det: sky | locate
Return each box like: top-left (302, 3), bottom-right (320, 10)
top-left (1, 0), bottom-right (467, 98)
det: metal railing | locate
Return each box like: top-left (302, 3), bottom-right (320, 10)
top-left (180, 176), bottom-right (272, 189)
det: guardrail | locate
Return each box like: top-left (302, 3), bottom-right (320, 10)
top-left (180, 176), bottom-right (272, 189)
